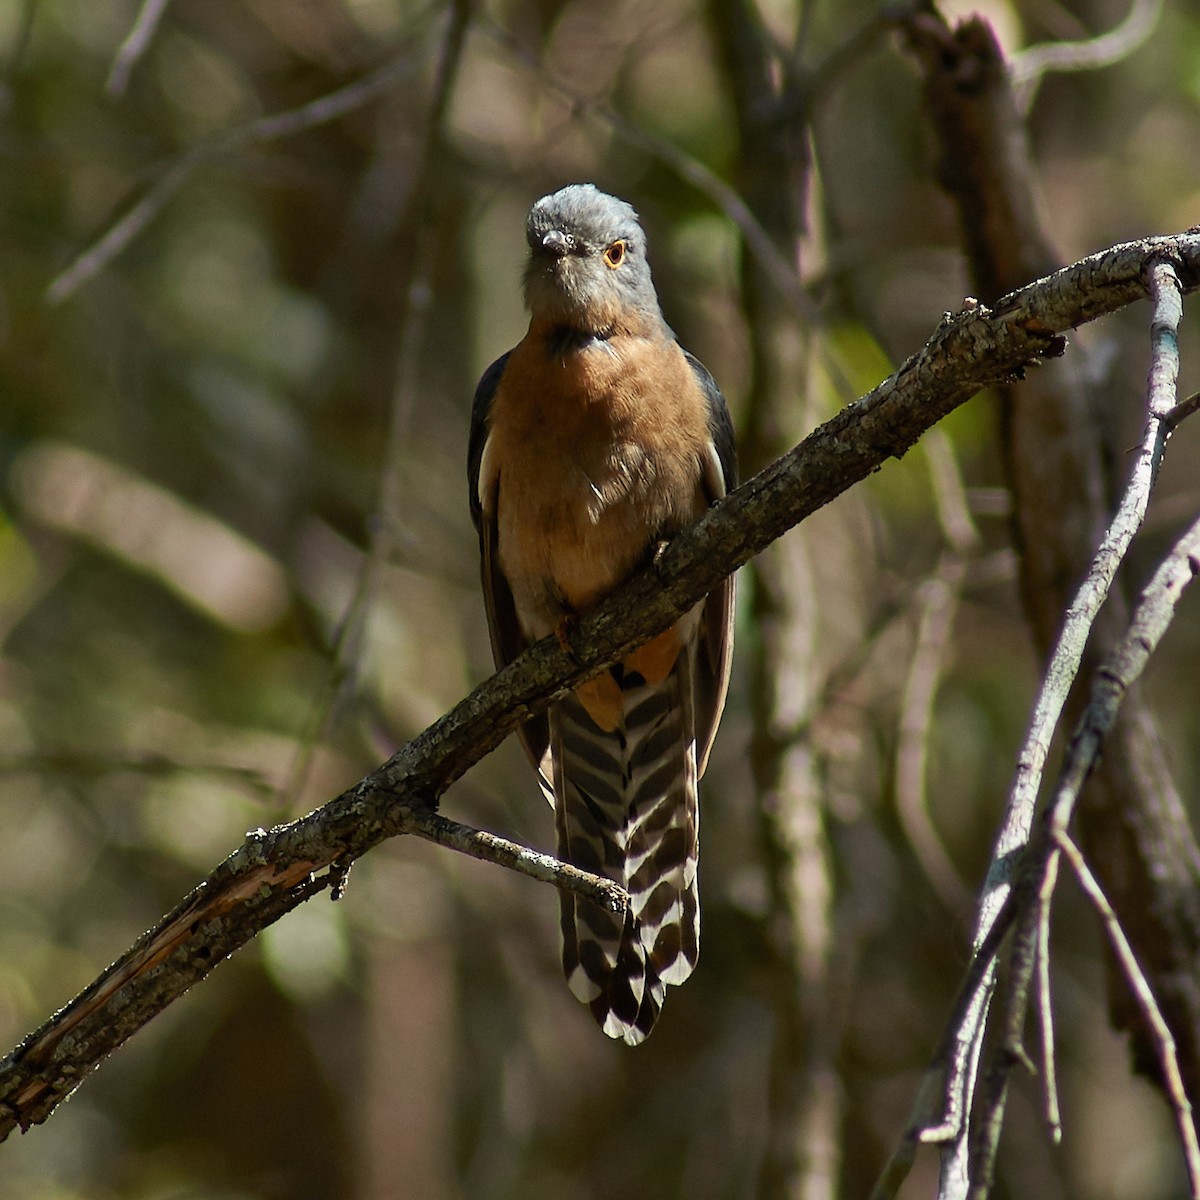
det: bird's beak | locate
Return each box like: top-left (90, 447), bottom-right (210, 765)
top-left (541, 229), bottom-right (573, 258)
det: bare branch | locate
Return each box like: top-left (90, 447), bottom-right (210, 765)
top-left (1034, 853), bottom-right (1062, 1145)
top-left (1, 231), bottom-right (1198, 1140)
top-left (869, 253), bottom-right (1194, 1199)
top-left (404, 808), bottom-right (627, 913)
top-left (895, 552), bottom-right (973, 910)
top-left (48, 39), bottom-right (432, 304)
top-left (959, 263), bottom-right (1194, 1195)
top-left (1011, 0), bottom-right (1165, 113)
top-left (890, 431), bottom-right (1200, 1197)
top-left (905, 8), bottom-right (1200, 1186)
top-left (1028, 253), bottom-right (1182, 868)
top-left (1046, 523), bottom-right (1200, 845)
top-left (925, 428), bottom-right (982, 556)
top-left (938, 257), bottom-right (1183, 1170)
top-left (105, 0), bottom-right (172, 97)
top-left (894, 432), bottom-right (982, 908)
top-left (1056, 833), bottom-right (1200, 1193)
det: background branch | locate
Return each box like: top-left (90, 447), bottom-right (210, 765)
top-left (706, 0), bottom-right (840, 1191)
top-left (47, 33), bottom-right (435, 304)
top-left (105, 0), bottom-right (173, 97)
top-left (1010, 0), bottom-right (1164, 112)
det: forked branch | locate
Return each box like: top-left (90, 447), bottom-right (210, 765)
top-left (872, 258), bottom-right (1199, 1200)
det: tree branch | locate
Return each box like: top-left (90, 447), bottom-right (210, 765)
top-left (2, 231), bottom-right (1198, 1140)
top-left (1056, 831), bottom-right (1200, 1194)
top-left (904, 12), bottom-right (1200, 1191)
top-left (873, 258), bottom-right (1196, 1200)
top-left (48, 30), bottom-right (435, 304)
top-left (105, 0), bottom-right (173, 97)
top-left (1010, 0), bottom-right (1165, 113)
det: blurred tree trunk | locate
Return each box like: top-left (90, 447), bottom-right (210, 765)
top-left (709, 2), bottom-right (841, 1197)
top-left (904, 8), bottom-right (1200, 1104)
top-left (361, 915), bottom-right (459, 1200)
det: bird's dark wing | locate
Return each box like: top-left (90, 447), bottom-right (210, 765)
top-left (467, 351), bottom-right (508, 533)
top-left (684, 350), bottom-right (737, 775)
top-left (685, 349), bottom-right (737, 494)
top-left (467, 350), bottom-right (551, 776)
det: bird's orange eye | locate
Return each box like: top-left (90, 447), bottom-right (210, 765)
top-left (603, 240), bottom-right (627, 268)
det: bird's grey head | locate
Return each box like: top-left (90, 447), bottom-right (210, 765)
top-left (523, 184), bottom-right (662, 335)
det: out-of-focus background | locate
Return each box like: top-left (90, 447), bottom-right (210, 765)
top-left (1, 0), bottom-right (1199, 1197)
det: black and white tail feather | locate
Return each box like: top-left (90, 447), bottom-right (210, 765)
top-left (548, 651), bottom-right (700, 1045)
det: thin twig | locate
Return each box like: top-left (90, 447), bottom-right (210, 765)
top-left (994, 506), bottom-right (1200, 1184)
top-left (404, 809), bottom-right (626, 912)
top-left (48, 34), bottom-right (434, 303)
top-left (1047, 517), bottom-right (1200, 846)
top-left (1163, 390), bottom-right (1200, 433)
top-left (894, 554), bottom-right (972, 909)
top-left (105, 0), bottom-right (172, 97)
top-left (1034, 849), bottom-right (1062, 1143)
top-left (924, 258), bottom-right (1187, 1194)
top-left (894, 430), bottom-right (980, 907)
top-left (1011, 0), bottom-right (1164, 113)
top-left (925, 428), bottom-right (983, 556)
top-left (1002, 506), bottom-right (1200, 1178)
top-left (1057, 832), bottom-right (1200, 1195)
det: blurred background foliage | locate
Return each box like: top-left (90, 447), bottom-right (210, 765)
top-left (0, 0), bottom-right (1199, 1197)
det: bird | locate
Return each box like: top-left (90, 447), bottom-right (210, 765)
top-left (467, 183), bottom-right (736, 1044)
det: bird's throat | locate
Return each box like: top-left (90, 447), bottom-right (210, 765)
top-left (540, 323), bottom-right (615, 360)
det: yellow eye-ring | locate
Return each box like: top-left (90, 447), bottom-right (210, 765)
top-left (603, 240), bottom-right (627, 268)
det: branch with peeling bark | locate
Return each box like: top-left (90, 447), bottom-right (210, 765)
top-left (1, 233), bottom-right (1198, 1142)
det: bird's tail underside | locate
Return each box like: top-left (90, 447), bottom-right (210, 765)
top-left (550, 653), bottom-right (700, 1045)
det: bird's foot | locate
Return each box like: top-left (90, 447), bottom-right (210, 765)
top-left (554, 613), bottom-right (579, 659)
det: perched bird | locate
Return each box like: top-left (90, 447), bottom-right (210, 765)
top-left (467, 184), bottom-right (736, 1044)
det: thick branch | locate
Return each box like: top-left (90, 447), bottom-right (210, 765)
top-left (2, 232), bottom-right (1198, 1139)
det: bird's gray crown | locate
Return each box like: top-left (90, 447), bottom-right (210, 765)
top-left (526, 183), bottom-right (645, 255)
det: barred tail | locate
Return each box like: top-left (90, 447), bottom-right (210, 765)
top-left (551, 653), bottom-right (700, 1045)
